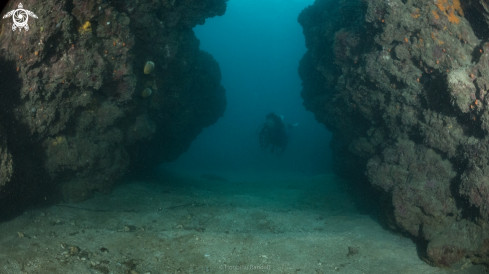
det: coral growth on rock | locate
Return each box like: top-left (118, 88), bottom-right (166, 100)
top-left (299, 0), bottom-right (489, 268)
top-left (0, 0), bottom-right (226, 212)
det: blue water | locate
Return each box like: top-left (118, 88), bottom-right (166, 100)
top-left (165, 0), bottom-right (332, 176)
top-left (2, 2), bottom-right (484, 272)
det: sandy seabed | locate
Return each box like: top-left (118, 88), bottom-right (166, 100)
top-left (0, 169), bottom-right (484, 274)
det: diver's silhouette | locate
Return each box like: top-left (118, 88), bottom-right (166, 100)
top-left (258, 112), bottom-right (289, 154)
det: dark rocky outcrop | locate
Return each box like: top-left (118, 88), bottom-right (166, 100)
top-left (0, 0), bottom-right (226, 216)
top-left (299, 0), bottom-right (489, 268)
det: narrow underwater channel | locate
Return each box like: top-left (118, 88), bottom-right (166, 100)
top-left (1, 0), bottom-right (489, 272)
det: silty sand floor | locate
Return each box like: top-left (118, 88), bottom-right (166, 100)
top-left (0, 170), bottom-right (484, 273)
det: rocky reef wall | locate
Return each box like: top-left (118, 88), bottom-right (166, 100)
top-left (0, 0), bottom-right (226, 215)
top-left (299, 0), bottom-right (489, 268)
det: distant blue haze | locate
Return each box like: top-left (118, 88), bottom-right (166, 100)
top-left (165, 0), bottom-right (332, 175)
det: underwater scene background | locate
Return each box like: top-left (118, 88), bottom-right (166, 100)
top-left (1, 0), bottom-right (489, 273)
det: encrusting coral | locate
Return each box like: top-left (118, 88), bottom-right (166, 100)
top-left (78, 21), bottom-right (91, 34)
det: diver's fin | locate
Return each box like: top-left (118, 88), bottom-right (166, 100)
top-left (280, 115), bottom-right (284, 121)
top-left (292, 123), bottom-right (299, 127)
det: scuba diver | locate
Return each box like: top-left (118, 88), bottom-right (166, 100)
top-left (258, 112), bottom-right (297, 154)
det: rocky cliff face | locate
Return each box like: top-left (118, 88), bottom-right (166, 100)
top-left (299, 0), bottom-right (489, 267)
top-left (0, 0), bottom-right (226, 215)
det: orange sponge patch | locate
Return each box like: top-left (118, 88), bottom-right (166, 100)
top-left (431, 10), bottom-right (440, 20)
top-left (411, 8), bottom-right (421, 18)
top-left (435, 0), bottom-right (464, 24)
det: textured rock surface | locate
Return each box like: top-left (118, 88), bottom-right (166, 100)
top-left (0, 0), bottom-right (226, 214)
top-left (299, 0), bottom-right (489, 268)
